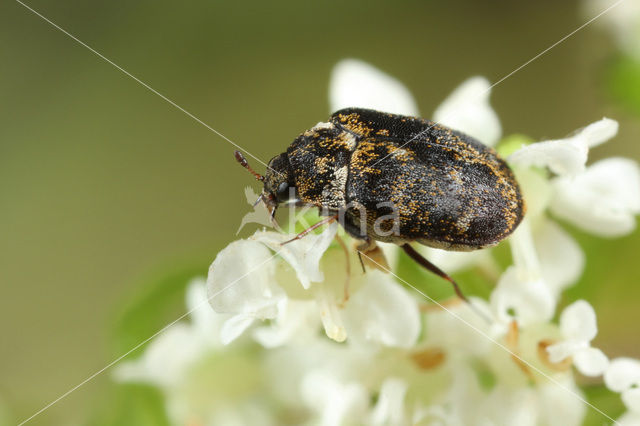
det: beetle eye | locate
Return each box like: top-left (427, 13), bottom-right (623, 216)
top-left (276, 182), bottom-right (290, 199)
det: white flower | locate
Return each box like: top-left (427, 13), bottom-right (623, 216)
top-left (369, 378), bottom-right (409, 426)
top-left (509, 118), bottom-right (618, 176)
top-left (206, 238), bottom-right (285, 344)
top-left (546, 300), bottom-right (609, 376)
top-left (487, 218), bottom-right (558, 329)
top-left (617, 410), bottom-right (640, 426)
top-left (342, 270), bottom-right (420, 348)
top-left (433, 76), bottom-right (502, 146)
top-left (605, 357), bottom-right (640, 424)
top-left (114, 279), bottom-right (275, 426)
top-left (252, 299), bottom-right (319, 348)
top-left (301, 371), bottom-right (369, 426)
top-left (605, 357), bottom-right (640, 393)
top-left (583, 0), bottom-right (640, 60)
top-left (207, 223), bottom-right (337, 343)
top-left (424, 296), bottom-right (495, 356)
top-left (114, 279), bottom-right (225, 388)
top-left (262, 337), bottom-right (376, 410)
top-left (533, 220), bottom-right (585, 295)
top-left (507, 118), bottom-right (640, 299)
top-left (479, 381), bottom-right (586, 426)
top-left (490, 265), bottom-right (555, 328)
top-left (329, 59), bottom-right (419, 116)
top-left (207, 222), bottom-right (421, 347)
top-left (551, 157), bottom-right (640, 237)
top-left (413, 363), bottom-right (585, 426)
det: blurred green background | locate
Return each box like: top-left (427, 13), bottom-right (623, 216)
top-left (1, 0), bottom-right (639, 424)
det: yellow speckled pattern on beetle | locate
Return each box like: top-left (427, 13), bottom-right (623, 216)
top-left (260, 107), bottom-right (525, 251)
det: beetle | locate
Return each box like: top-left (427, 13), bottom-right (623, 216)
top-left (235, 107), bottom-right (525, 302)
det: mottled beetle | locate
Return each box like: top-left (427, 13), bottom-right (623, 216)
top-left (235, 108), bottom-right (525, 301)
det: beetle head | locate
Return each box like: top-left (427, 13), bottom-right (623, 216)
top-left (234, 151), bottom-right (296, 225)
top-left (263, 152), bottom-right (296, 208)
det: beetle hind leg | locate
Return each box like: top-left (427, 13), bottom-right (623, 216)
top-left (401, 243), bottom-right (469, 303)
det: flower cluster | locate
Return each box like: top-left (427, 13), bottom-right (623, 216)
top-left (114, 59), bottom-right (640, 425)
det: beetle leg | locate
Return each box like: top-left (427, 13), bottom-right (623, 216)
top-left (357, 251), bottom-right (366, 273)
top-left (268, 205), bottom-right (283, 232)
top-left (355, 238), bottom-right (389, 272)
top-left (281, 214), bottom-right (338, 245)
top-left (401, 244), bottom-right (469, 303)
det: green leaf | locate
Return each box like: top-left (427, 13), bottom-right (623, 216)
top-left (88, 383), bottom-right (170, 426)
top-left (395, 248), bottom-right (453, 301)
top-left (606, 55), bottom-right (640, 115)
top-left (581, 384), bottom-right (625, 426)
top-left (111, 263), bottom-right (208, 358)
top-left (496, 134), bottom-right (534, 157)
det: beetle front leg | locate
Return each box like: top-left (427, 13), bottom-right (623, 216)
top-left (281, 214), bottom-right (338, 245)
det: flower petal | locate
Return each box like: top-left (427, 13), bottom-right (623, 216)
top-left (490, 266), bottom-right (555, 326)
top-left (508, 118), bottom-right (618, 176)
top-left (538, 379), bottom-right (587, 426)
top-left (508, 137), bottom-right (588, 176)
top-left (617, 411), bottom-right (640, 426)
top-left (369, 378), bottom-right (409, 426)
top-left (533, 220), bottom-right (585, 294)
top-left (301, 370), bottom-right (369, 426)
top-left (433, 76), bottom-right (502, 146)
top-left (509, 218), bottom-right (541, 279)
top-left (207, 239), bottom-right (284, 317)
top-left (513, 166), bottom-right (554, 219)
top-left (252, 299), bottom-right (320, 348)
top-left (559, 300), bottom-right (598, 342)
top-left (426, 297), bottom-right (494, 355)
top-left (551, 157), bottom-right (640, 237)
top-left (186, 278), bottom-right (225, 343)
top-left (575, 118), bottom-right (619, 148)
top-left (329, 59), bottom-right (419, 116)
top-left (315, 284), bottom-right (347, 342)
top-left (574, 347), bottom-right (609, 376)
top-left (113, 324), bottom-right (202, 389)
top-left (605, 357), bottom-right (640, 392)
top-left (622, 387), bottom-right (640, 413)
top-left (253, 222), bottom-right (338, 289)
top-left (220, 314), bottom-right (255, 345)
top-left (546, 340), bottom-right (583, 364)
top-left (344, 270), bottom-right (420, 348)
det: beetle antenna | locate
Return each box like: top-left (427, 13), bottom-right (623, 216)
top-left (235, 150), bottom-right (264, 182)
